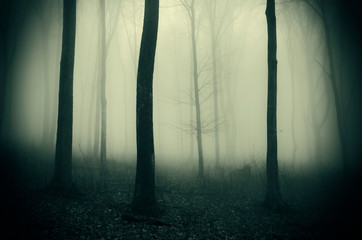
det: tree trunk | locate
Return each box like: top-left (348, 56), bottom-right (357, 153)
top-left (0, 0), bottom-right (11, 143)
top-left (189, 1), bottom-right (204, 178)
top-left (320, 3), bottom-right (349, 173)
top-left (87, 55), bottom-right (100, 153)
top-left (189, 56), bottom-right (194, 161)
top-left (210, 21), bottom-right (220, 168)
top-left (100, 0), bottom-right (107, 176)
top-left (132, 0), bottom-right (159, 214)
top-left (51, 0), bottom-right (77, 191)
top-left (173, 33), bottom-right (184, 159)
top-left (286, 34), bottom-right (297, 167)
top-left (93, 85), bottom-right (101, 157)
top-left (264, 0), bottom-right (283, 209)
top-left (41, 22), bottom-right (51, 146)
top-left (314, 126), bottom-right (322, 163)
top-left (49, 9), bottom-right (63, 151)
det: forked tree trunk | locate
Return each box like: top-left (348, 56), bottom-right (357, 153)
top-left (264, 0), bottom-right (284, 209)
top-left (132, 0), bottom-right (159, 214)
top-left (51, 0), bottom-right (77, 190)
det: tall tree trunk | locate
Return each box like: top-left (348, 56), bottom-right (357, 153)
top-left (93, 85), bottom-right (101, 156)
top-left (49, 13), bottom-right (62, 151)
top-left (320, 3), bottom-right (348, 173)
top-left (132, 0), bottom-right (159, 214)
top-left (264, 0), bottom-right (283, 208)
top-left (286, 33), bottom-right (297, 167)
top-left (313, 125), bottom-right (322, 163)
top-left (100, 0), bottom-right (107, 175)
top-left (173, 33), bottom-right (184, 159)
top-left (88, 56), bottom-right (100, 153)
top-left (189, 69), bottom-right (194, 161)
top-left (51, 0), bottom-right (77, 190)
top-left (189, 52), bottom-right (196, 160)
top-left (0, 0), bottom-right (11, 144)
top-left (41, 22), bottom-right (51, 146)
top-left (210, 21), bottom-right (220, 167)
top-left (189, 0), bottom-right (204, 178)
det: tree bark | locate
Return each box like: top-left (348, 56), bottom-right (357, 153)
top-left (51, 0), bottom-right (77, 190)
top-left (132, 0), bottom-right (159, 214)
top-left (264, 0), bottom-right (283, 209)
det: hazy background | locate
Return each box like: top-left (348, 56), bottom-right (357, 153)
top-left (2, 0), bottom-right (361, 172)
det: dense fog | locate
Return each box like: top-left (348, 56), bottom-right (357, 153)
top-left (2, 0), bottom-right (362, 239)
top-left (2, 0), bottom-right (360, 171)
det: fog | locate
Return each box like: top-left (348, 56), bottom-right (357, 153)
top-left (2, 0), bottom-right (362, 239)
top-left (2, 0), bottom-right (361, 171)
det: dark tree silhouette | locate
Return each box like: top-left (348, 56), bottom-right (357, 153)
top-left (132, 0), bottom-right (159, 214)
top-left (264, 0), bottom-right (284, 209)
top-left (0, 0), bottom-right (11, 143)
top-left (51, 0), bottom-right (77, 191)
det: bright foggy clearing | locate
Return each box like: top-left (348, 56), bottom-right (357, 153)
top-left (1, 0), bottom-right (362, 239)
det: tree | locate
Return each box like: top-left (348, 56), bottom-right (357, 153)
top-left (205, 0), bottom-right (240, 167)
top-left (0, 0), bottom-right (29, 145)
top-left (100, 0), bottom-right (107, 176)
top-left (264, 0), bottom-right (284, 209)
top-left (98, 0), bottom-right (122, 173)
top-left (0, 0), bottom-right (11, 144)
top-left (206, 0), bottom-right (221, 167)
top-left (303, 0), bottom-right (349, 173)
top-left (132, 0), bottom-right (159, 214)
top-left (50, 0), bottom-right (77, 191)
top-left (180, 0), bottom-right (204, 178)
top-left (283, 2), bottom-right (331, 167)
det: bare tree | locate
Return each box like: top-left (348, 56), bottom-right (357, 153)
top-left (284, 20), bottom-right (298, 166)
top-left (0, 0), bottom-right (12, 143)
top-left (283, 2), bottom-right (331, 167)
top-left (100, 0), bottom-right (107, 175)
top-left (51, 0), bottom-right (77, 191)
top-left (180, 0), bottom-right (204, 178)
top-left (264, 0), bottom-right (285, 209)
top-left (132, 0), bottom-right (159, 214)
top-left (97, 0), bottom-right (122, 173)
top-left (303, 0), bottom-right (349, 173)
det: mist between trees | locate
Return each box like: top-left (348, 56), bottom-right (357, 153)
top-left (2, 0), bottom-right (361, 169)
top-left (1, 0), bottom-right (362, 237)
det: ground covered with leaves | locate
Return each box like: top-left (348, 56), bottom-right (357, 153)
top-left (2, 158), bottom-right (360, 240)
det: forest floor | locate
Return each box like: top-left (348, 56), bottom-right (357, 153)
top-left (2, 157), bottom-right (360, 240)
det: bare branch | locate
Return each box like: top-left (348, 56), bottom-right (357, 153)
top-left (315, 59), bottom-right (331, 79)
top-left (302, 0), bottom-right (322, 18)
